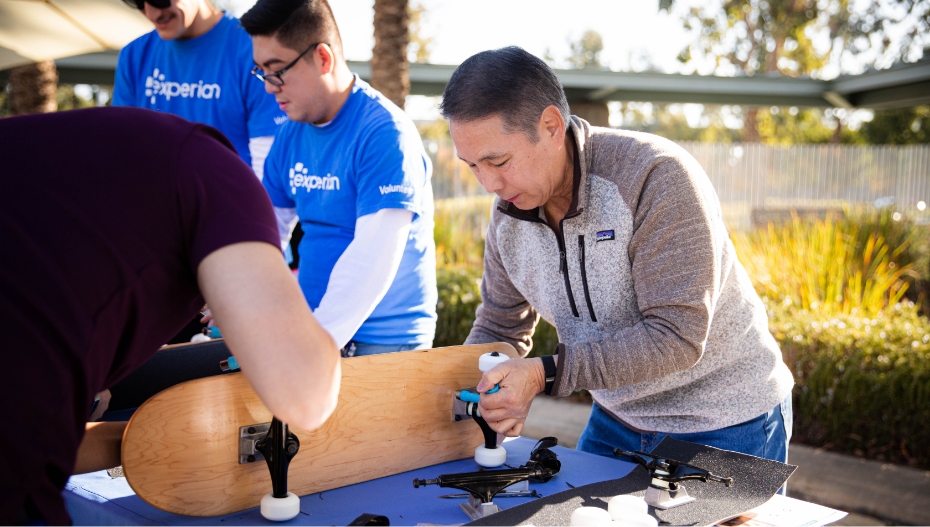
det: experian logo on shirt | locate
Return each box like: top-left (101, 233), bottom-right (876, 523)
top-left (289, 162), bottom-right (341, 194)
top-left (144, 68), bottom-right (221, 104)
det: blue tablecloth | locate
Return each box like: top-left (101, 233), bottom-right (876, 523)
top-left (65, 437), bottom-right (636, 526)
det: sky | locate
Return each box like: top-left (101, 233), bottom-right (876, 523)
top-left (215, 0), bottom-right (700, 120)
top-left (221, 0), bottom-right (694, 72)
top-left (337, 0), bottom-right (693, 72)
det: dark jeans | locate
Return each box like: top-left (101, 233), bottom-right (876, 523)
top-left (577, 396), bottom-right (793, 493)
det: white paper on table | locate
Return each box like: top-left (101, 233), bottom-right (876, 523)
top-left (716, 494), bottom-right (847, 527)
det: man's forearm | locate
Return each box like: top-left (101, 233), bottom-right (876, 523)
top-left (555, 313), bottom-right (703, 396)
top-left (199, 241), bottom-right (341, 431)
top-left (463, 268), bottom-right (537, 355)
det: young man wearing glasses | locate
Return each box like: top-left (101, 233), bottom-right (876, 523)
top-left (114, 0), bottom-right (284, 179)
top-left (240, 0), bottom-right (437, 356)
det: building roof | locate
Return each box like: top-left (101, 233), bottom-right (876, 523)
top-left (6, 51), bottom-right (929, 109)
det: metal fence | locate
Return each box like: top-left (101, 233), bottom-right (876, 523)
top-left (680, 142), bottom-right (930, 230)
top-left (426, 139), bottom-right (930, 231)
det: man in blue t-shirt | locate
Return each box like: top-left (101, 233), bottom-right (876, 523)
top-left (241, 0), bottom-right (437, 355)
top-left (114, 0), bottom-right (285, 177)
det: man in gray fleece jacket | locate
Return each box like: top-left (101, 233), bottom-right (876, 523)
top-left (442, 47), bottom-right (795, 463)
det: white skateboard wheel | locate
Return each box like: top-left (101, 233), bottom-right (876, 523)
top-left (570, 506), bottom-right (612, 526)
top-left (608, 495), bottom-right (649, 519)
top-left (474, 444), bottom-right (507, 467)
top-left (612, 512), bottom-right (658, 527)
top-left (478, 352), bottom-right (510, 372)
top-left (190, 333), bottom-right (211, 343)
top-left (260, 492), bottom-right (300, 521)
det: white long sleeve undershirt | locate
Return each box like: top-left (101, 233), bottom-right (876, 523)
top-left (273, 207), bottom-right (413, 348)
top-left (248, 136), bottom-right (274, 181)
top-left (274, 206), bottom-right (299, 251)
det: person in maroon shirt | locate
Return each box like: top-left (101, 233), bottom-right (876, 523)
top-left (0, 107), bottom-right (341, 525)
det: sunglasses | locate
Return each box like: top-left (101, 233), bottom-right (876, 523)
top-left (122, 0), bottom-right (171, 10)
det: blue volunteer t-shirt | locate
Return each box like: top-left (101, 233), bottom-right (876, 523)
top-left (264, 76), bottom-right (437, 345)
top-left (113, 13), bottom-right (285, 166)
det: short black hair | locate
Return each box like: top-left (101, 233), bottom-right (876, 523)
top-left (440, 46), bottom-right (570, 142)
top-left (241, 0), bottom-right (343, 59)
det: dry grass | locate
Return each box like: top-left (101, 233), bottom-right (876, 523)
top-left (731, 211), bottom-right (916, 317)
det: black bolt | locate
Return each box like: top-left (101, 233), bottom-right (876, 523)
top-left (287, 443), bottom-right (298, 455)
top-left (454, 415), bottom-right (462, 421)
top-left (247, 455), bottom-right (255, 463)
top-left (248, 427), bottom-right (256, 434)
top-left (491, 352), bottom-right (499, 356)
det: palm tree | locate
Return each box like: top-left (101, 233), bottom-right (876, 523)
top-left (9, 60), bottom-right (58, 115)
top-left (370, 0), bottom-right (409, 110)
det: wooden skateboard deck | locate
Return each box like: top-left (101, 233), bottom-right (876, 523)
top-left (121, 342), bottom-right (518, 517)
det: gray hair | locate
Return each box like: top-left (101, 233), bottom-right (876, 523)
top-left (439, 46), bottom-right (570, 143)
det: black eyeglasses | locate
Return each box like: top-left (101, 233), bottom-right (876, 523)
top-left (251, 42), bottom-right (324, 87)
top-left (122, 0), bottom-right (170, 10)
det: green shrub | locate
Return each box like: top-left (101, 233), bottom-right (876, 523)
top-left (768, 299), bottom-right (930, 468)
top-left (434, 195), bottom-right (493, 269)
top-left (732, 211), bottom-right (930, 467)
top-left (434, 267), bottom-right (482, 347)
top-left (434, 266), bottom-right (560, 354)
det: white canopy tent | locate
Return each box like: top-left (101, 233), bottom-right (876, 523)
top-left (0, 0), bottom-right (150, 71)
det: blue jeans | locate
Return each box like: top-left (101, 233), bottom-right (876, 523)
top-left (340, 340), bottom-right (433, 357)
top-left (577, 396), bottom-right (792, 492)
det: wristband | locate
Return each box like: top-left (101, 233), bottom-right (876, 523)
top-left (541, 354), bottom-right (557, 396)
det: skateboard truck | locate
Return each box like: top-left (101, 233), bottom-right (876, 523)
top-left (224, 359), bottom-right (300, 520)
top-left (247, 417), bottom-right (301, 521)
top-left (452, 351), bottom-right (510, 467)
top-left (413, 437), bottom-right (561, 521)
top-left (614, 449), bottom-right (733, 510)
top-left (453, 396), bottom-right (504, 467)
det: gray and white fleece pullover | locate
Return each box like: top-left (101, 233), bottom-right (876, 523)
top-left (465, 117), bottom-right (794, 434)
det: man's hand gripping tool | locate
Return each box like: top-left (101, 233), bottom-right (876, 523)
top-left (453, 351), bottom-right (509, 467)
